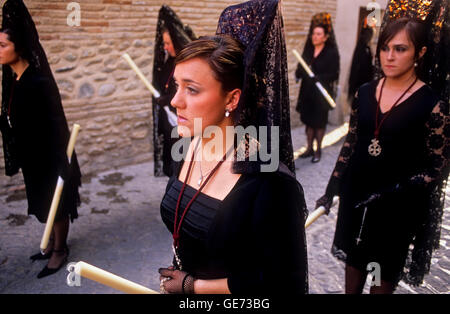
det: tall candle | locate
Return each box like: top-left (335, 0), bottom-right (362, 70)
top-left (122, 53), bottom-right (161, 98)
top-left (40, 124), bottom-right (81, 253)
top-left (74, 261), bottom-right (158, 294)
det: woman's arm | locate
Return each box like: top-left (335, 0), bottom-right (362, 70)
top-left (409, 100), bottom-right (449, 188)
top-left (316, 91), bottom-right (359, 210)
top-left (194, 278), bottom-right (231, 294)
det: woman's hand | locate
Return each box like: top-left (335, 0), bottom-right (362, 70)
top-left (315, 194), bottom-right (333, 215)
top-left (159, 267), bottom-right (195, 294)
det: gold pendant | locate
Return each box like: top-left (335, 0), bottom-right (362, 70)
top-left (368, 138), bottom-right (381, 157)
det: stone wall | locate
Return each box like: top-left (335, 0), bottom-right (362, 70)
top-left (0, 0), bottom-right (337, 192)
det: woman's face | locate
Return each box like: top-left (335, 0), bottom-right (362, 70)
top-left (162, 31), bottom-right (176, 58)
top-left (379, 29), bottom-right (423, 79)
top-left (0, 32), bottom-right (20, 65)
top-left (311, 26), bottom-right (328, 47)
top-left (171, 57), bottom-right (239, 137)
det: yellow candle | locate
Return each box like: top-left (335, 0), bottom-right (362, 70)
top-left (74, 261), bottom-right (158, 294)
top-left (122, 53), bottom-right (161, 98)
top-left (40, 124), bottom-right (81, 253)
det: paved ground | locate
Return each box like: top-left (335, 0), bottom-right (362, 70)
top-left (0, 125), bottom-right (449, 294)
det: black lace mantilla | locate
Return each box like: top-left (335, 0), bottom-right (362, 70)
top-left (216, 0), bottom-right (295, 175)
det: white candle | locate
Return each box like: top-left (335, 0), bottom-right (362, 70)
top-left (40, 124), bottom-right (81, 253)
top-left (122, 53), bottom-right (161, 98)
top-left (305, 196), bottom-right (339, 228)
top-left (292, 49), bottom-right (314, 78)
top-left (74, 261), bottom-right (158, 294)
top-left (292, 49), bottom-right (336, 109)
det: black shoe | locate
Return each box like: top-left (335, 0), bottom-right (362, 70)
top-left (37, 247), bottom-right (69, 279)
top-left (311, 153), bottom-right (321, 163)
top-left (30, 251), bottom-right (52, 261)
top-left (299, 149), bottom-right (314, 158)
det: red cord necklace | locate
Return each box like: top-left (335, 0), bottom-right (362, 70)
top-left (172, 140), bottom-right (232, 270)
top-left (368, 76), bottom-right (418, 157)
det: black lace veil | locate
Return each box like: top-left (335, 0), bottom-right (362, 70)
top-left (348, 19), bottom-right (375, 103)
top-left (152, 5), bottom-right (196, 176)
top-left (216, 0), bottom-right (295, 175)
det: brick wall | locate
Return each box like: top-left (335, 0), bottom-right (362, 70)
top-left (0, 0), bottom-right (337, 191)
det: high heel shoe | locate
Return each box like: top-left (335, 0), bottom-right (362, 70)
top-left (311, 151), bottom-right (321, 163)
top-left (30, 251), bottom-right (52, 261)
top-left (31, 238), bottom-right (54, 261)
top-left (37, 246), bottom-right (69, 279)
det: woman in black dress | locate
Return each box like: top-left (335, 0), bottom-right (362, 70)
top-left (158, 0), bottom-right (307, 294)
top-left (295, 13), bottom-right (340, 163)
top-left (0, 0), bottom-right (81, 278)
top-left (348, 21), bottom-right (375, 104)
top-left (316, 16), bottom-right (449, 293)
top-left (152, 5), bottom-right (196, 177)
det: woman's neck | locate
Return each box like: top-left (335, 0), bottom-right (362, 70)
top-left (197, 123), bottom-right (235, 163)
top-left (384, 68), bottom-right (417, 91)
top-left (10, 58), bottom-right (29, 81)
top-left (314, 44), bottom-right (325, 57)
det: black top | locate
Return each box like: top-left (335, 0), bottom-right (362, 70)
top-left (160, 164), bottom-right (308, 294)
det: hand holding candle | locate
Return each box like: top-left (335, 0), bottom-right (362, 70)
top-left (305, 196), bottom-right (339, 228)
top-left (40, 124), bottom-right (81, 253)
top-left (292, 49), bottom-right (336, 109)
top-left (72, 261), bottom-right (158, 294)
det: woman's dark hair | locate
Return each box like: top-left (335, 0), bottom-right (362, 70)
top-left (0, 28), bottom-right (29, 61)
top-left (175, 35), bottom-right (245, 93)
top-left (312, 24), bottom-right (329, 36)
top-left (376, 17), bottom-right (427, 62)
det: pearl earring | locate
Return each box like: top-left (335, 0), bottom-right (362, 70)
top-left (414, 62), bottom-right (418, 67)
top-left (225, 110), bottom-right (230, 118)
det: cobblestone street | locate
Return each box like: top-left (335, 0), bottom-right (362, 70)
top-left (0, 125), bottom-right (449, 294)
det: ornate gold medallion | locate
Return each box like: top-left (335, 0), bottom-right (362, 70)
top-left (368, 138), bottom-right (382, 157)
